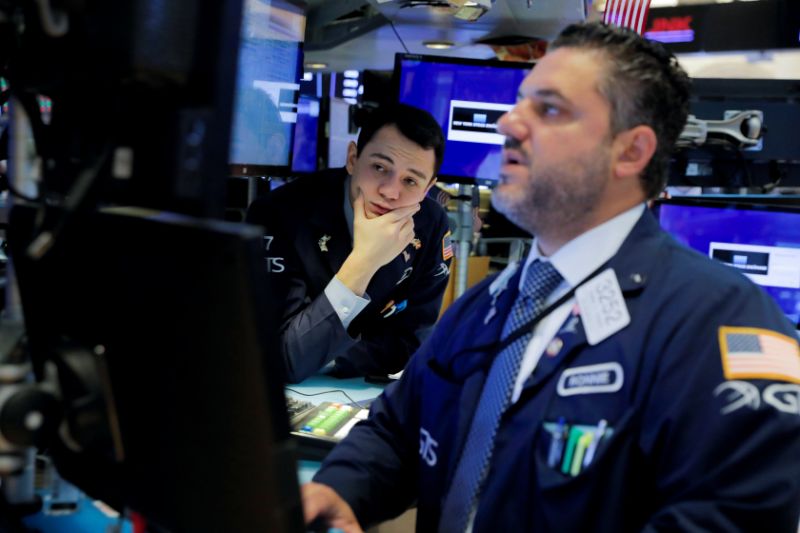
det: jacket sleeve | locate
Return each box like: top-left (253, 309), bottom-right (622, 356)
top-left (340, 209), bottom-right (452, 376)
top-left (639, 280), bottom-right (800, 531)
top-left (312, 314), bottom-right (445, 527)
top-left (246, 196), bottom-right (358, 383)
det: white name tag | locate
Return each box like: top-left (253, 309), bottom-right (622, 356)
top-left (575, 268), bottom-right (630, 345)
top-left (557, 362), bottom-right (624, 396)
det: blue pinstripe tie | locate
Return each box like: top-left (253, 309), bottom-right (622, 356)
top-left (438, 259), bottom-right (563, 533)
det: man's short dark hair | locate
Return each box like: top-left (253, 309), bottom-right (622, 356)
top-left (356, 103), bottom-right (445, 179)
top-left (551, 22), bottom-right (691, 199)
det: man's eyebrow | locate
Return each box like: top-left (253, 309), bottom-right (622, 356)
top-left (406, 167), bottom-right (427, 180)
top-left (370, 152), bottom-right (427, 180)
top-left (519, 88), bottom-right (574, 106)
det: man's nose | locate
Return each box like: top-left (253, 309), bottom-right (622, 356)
top-left (497, 107), bottom-right (527, 142)
top-left (378, 176), bottom-right (401, 200)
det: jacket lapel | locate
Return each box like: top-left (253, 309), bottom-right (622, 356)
top-left (305, 179), bottom-right (352, 279)
top-left (521, 309), bottom-right (588, 391)
top-left (444, 266), bottom-right (524, 469)
top-left (367, 250), bottom-right (411, 305)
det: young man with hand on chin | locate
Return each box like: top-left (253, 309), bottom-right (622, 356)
top-left (247, 104), bottom-right (452, 383)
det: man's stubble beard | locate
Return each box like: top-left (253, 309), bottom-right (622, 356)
top-left (492, 147), bottom-right (610, 238)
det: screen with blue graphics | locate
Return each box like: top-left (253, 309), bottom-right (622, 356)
top-left (658, 198), bottom-right (800, 328)
top-left (394, 54), bottom-right (531, 186)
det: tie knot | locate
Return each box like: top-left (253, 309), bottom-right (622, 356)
top-left (521, 260), bottom-right (563, 303)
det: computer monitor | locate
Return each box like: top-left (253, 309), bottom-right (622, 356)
top-left (669, 78), bottom-right (800, 189)
top-left (656, 198), bottom-right (800, 328)
top-left (393, 54), bottom-right (531, 186)
top-left (8, 205), bottom-right (305, 532)
top-left (229, 0), bottom-right (306, 177)
top-left (290, 95), bottom-right (322, 174)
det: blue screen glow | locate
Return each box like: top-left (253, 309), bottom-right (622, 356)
top-left (659, 201), bottom-right (800, 328)
top-left (396, 56), bottom-right (530, 185)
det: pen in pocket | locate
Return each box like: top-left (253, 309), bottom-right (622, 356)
top-left (582, 419), bottom-right (607, 468)
top-left (546, 417), bottom-right (566, 468)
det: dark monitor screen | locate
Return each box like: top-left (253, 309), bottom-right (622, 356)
top-left (669, 79), bottom-right (800, 188)
top-left (229, 0), bottom-right (306, 176)
top-left (657, 198), bottom-right (800, 328)
top-left (394, 54), bottom-right (531, 186)
top-left (689, 79), bottom-right (800, 163)
top-left (8, 206), bottom-right (304, 532)
top-left (291, 95), bottom-right (321, 174)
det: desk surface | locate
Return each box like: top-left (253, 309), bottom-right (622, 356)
top-left (289, 374), bottom-right (387, 483)
top-left (285, 374), bottom-right (386, 407)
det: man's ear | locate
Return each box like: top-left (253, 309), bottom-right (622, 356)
top-left (612, 125), bottom-right (657, 181)
top-left (424, 176), bottom-right (437, 195)
top-left (345, 141), bottom-right (358, 175)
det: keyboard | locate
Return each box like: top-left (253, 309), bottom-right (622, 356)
top-left (286, 396), bottom-right (316, 423)
top-left (290, 402), bottom-right (369, 460)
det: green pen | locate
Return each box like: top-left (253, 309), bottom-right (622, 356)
top-left (560, 426), bottom-right (585, 475)
top-left (570, 432), bottom-right (594, 476)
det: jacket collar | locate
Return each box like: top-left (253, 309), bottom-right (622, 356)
top-left (432, 208), bottom-right (666, 386)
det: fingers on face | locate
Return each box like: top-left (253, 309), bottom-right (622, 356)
top-left (400, 217), bottom-right (415, 245)
top-left (384, 203), bottom-right (420, 222)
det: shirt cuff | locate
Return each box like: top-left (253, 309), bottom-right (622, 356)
top-left (324, 276), bottom-right (370, 329)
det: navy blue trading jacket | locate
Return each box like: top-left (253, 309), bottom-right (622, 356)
top-left (314, 208), bottom-right (800, 532)
top-left (246, 168), bottom-right (452, 383)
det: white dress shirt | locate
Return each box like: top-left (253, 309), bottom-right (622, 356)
top-left (510, 204), bottom-right (645, 403)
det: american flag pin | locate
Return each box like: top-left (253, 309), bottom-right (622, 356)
top-left (546, 337), bottom-right (564, 357)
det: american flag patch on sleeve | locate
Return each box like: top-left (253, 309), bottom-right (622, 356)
top-left (719, 326), bottom-right (800, 384)
top-left (442, 231), bottom-right (453, 261)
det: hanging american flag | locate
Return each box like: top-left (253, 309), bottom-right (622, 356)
top-left (603, 0), bottom-right (653, 35)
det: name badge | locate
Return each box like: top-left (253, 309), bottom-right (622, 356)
top-left (575, 268), bottom-right (630, 345)
top-left (557, 362), bottom-right (624, 397)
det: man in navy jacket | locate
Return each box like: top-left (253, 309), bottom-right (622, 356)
top-left (247, 104), bottom-right (452, 382)
top-left (303, 22), bottom-right (800, 532)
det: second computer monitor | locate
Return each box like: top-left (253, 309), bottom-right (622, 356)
top-left (657, 198), bottom-right (800, 329)
top-left (229, 0), bottom-right (307, 176)
top-left (394, 53), bottom-right (531, 186)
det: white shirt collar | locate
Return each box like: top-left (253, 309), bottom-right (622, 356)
top-left (522, 203), bottom-right (646, 289)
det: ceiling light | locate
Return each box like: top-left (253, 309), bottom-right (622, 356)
top-left (423, 40), bottom-right (455, 50)
top-left (304, 62), bottom-right (328, 69)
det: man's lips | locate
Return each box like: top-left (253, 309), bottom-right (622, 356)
top-left (370, 202), bottom-right (391, 215)
top-left (502, 148), bottom-right (527, 166)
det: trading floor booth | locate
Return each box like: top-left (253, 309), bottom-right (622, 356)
top-left (2, 0), bottom-right (799, 531)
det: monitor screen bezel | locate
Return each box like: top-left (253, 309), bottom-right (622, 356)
top-left (654, 195), bottom-right (800, 216)
top-left (392, 52), bottom-right (533, 187)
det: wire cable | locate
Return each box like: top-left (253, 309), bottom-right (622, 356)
top-left (390, 20), bottom-right (410, 54)
top-left (285, 387), bottom-right (367, 410)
